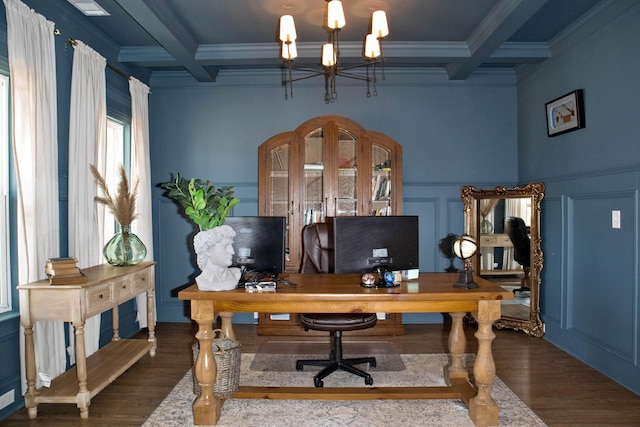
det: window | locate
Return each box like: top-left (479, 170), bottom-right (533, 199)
top-left (102, 118), bottom-right (126, 238)
top-left (0, 75), bottom-right (10, 313)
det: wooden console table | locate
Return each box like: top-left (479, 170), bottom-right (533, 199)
top-left (18, 262), bottom-right (156, 419)
top-left (179, 272), bottom-right (513, 427)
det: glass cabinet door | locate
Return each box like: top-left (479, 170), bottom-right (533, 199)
top-left (267, 143), bottom-right (291, 265)
top-left (303, 128), bottom-right (324, 224)
top-left (267, 144), bottom-right (289, 217)
top-left (371, 143), bottom-right (392, 215)
top-left (336, 128), bottom-right (358, 216)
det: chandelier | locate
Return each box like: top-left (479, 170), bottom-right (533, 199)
top-left (279, 0), bottom-right (389, 103)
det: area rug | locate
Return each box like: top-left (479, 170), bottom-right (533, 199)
top-left (143, 354), bottom-right (547, 427)
top-left (249, 340), bottom-right (405, 372)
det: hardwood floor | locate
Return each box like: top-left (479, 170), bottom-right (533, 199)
top-left (3, 322), bottom-right (640, 426)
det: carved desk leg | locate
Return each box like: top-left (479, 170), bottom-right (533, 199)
top-left (469, 300), bottom-right (500, 427)
top-left (191, 300), bottom-right (222, 426)
top-left (445, 312), bottom-right (468, 383)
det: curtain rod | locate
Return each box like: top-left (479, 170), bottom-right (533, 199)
top-left (66, 38), bottom-right (130, 82)
top-left (57, 31), bottom-right (151, 93)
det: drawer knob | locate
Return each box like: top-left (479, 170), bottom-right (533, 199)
top-left (98, 294), bottom-right (103, 299)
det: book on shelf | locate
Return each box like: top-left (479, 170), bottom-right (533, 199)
top-left (48, 271), bottom-right (88, 285)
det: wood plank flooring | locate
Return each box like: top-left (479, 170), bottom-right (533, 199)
top-left (3, 322), bottom-right (640, 426)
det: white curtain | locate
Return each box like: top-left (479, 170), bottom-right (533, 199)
top-left (67, 40), bottom-right (107, 364)
top-left (129, 77), bottom-right (154, 328)
top-left (503, 198), bottom-right (529, 270)
top-left (4, 0), bottom-right (66, 392)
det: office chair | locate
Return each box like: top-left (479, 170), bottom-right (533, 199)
top-left (505, 216), bottom-right (530, 294)
top-left (295, 222), bottom-right (377, 387)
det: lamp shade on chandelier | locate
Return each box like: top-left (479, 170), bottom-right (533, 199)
top-left (279, 0), bottom-right (389, 103)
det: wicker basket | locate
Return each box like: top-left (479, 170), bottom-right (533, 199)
top-left (192, 329), bottom-right (241, 398)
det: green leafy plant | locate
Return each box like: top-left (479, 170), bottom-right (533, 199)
top-left (160, 173), bottom-right (240, 231)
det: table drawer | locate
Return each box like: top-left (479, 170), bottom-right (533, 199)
top-left (131, 269), bottom-right (152, 294)
top-left (85, 283), bottom-right (114, 315)
top-left (113, 277), bottom-right (134, 301)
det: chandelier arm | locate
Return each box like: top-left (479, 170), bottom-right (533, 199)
top-left (379, 42), bottom-right (386, 80)
top-left (288, 71), bottom-right (329, 83)
top-left (288, 62), bottom-right (294, 99)
top-left (334, 71), bottom-right (374, 82)
top-left (366, 63), bottom-right (371, 97)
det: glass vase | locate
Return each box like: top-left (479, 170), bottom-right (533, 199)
top-left (480, 216), bottom-right (494, 234)
top-left (103, 224), bottom-right (147, 266)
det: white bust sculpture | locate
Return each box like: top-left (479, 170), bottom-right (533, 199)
top-left (193, 225), bottom-right (241, 291)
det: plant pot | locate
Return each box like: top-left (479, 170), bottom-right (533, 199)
top-left (103, 224), bottom-right (147, 266)
top-left (193, 225), bottom-right (241, 291)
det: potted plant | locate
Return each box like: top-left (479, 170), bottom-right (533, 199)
top-left (160, 174), bottom-right (241, 291)
top-left (91, 164), bottom-right (147, 266)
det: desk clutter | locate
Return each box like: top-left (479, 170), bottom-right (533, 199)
top-left (45, 257), bottom-right (88, 285)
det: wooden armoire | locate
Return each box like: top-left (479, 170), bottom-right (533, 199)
top-left (257, 115), bottom-right (404, 335)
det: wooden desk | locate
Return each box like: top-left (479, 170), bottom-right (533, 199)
top-left (179, 272), bottom-right (513, 427)
top-left (18, 262), bottom-right (157, 419)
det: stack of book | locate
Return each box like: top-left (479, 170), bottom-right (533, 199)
top-left (45, 257), bottom-right (88, 285)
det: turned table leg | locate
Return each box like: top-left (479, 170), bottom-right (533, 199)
top-left (469, 300), bottom-right (501, 427)
top-left (218, 312), bottom-right (235, 340)
top-left (147, 288), bottom-right (157, 356)
top-left (445, 312), bottom-right (468, 383)
top-left (191, 301), bottom-right (222, 426)
top-left (72, 322), bottom-right (91, 419)
top-left (22, 324), bottom-right (37, 419)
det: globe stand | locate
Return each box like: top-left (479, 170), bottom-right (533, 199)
top-left (452, 234), bottom-right (479, 290)
top-left (454, 268), bottom-right (478, 289)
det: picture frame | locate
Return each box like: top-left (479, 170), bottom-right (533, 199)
top-left (545, 89), bottom-right (585, 137)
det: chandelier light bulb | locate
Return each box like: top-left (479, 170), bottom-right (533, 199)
top-left (282, 40), bottom-right (297, 60)
top-left (364, 34), bottom-right (380, 58)
top-left (327, 0), bottom-right (346, 29)
top-left (371, 10), bottom-right (389, 39)
top-left (322, 43), bottom-right (335, 67)
top-left (279, 15), bottom-right (297, 42)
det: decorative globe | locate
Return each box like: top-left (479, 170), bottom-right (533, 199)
top-left (452, 234), bottom-right (478, 260)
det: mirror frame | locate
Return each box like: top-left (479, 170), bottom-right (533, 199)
top-left (461, 182), bottom-right (545, 337)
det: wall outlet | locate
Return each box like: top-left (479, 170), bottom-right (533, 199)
top-left (0, 389), bottom-right (14, 410)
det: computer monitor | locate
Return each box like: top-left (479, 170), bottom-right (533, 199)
top-left (333, 216), bottom-right (419, 274)
top-left (224, 216), bottom-right (286, 275)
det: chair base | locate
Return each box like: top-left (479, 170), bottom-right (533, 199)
top-left (295, 331), bottom-right (376, 387)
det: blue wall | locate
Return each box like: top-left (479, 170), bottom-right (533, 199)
top-left (1, 0), bottom-right (639, 422)
top-left (149, 70), bottom-right (518, 323)
top-left (517, 1), bottom-right (640, 394)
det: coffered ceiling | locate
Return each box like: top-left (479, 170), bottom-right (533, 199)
top-left (69, 0), bottom-right (603, 82)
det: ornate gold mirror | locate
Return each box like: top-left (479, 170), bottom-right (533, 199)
top-left (461, 183), bottom-right (545, 337)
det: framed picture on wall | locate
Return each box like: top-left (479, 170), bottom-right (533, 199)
top-left (545, 89), bottom-right (585, 137)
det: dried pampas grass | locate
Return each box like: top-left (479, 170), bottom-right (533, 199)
top-left (90, 164), bottom-right (139, 226)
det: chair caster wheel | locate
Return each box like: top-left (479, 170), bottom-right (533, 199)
top-left (370, 360), bottom-right (377, 368)
top-left (296, 363), bottom-right (303, 371)
top-left (314, 378), bottom-right (324, 388)
top-left (365, 377), bottom-right (373, 386)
